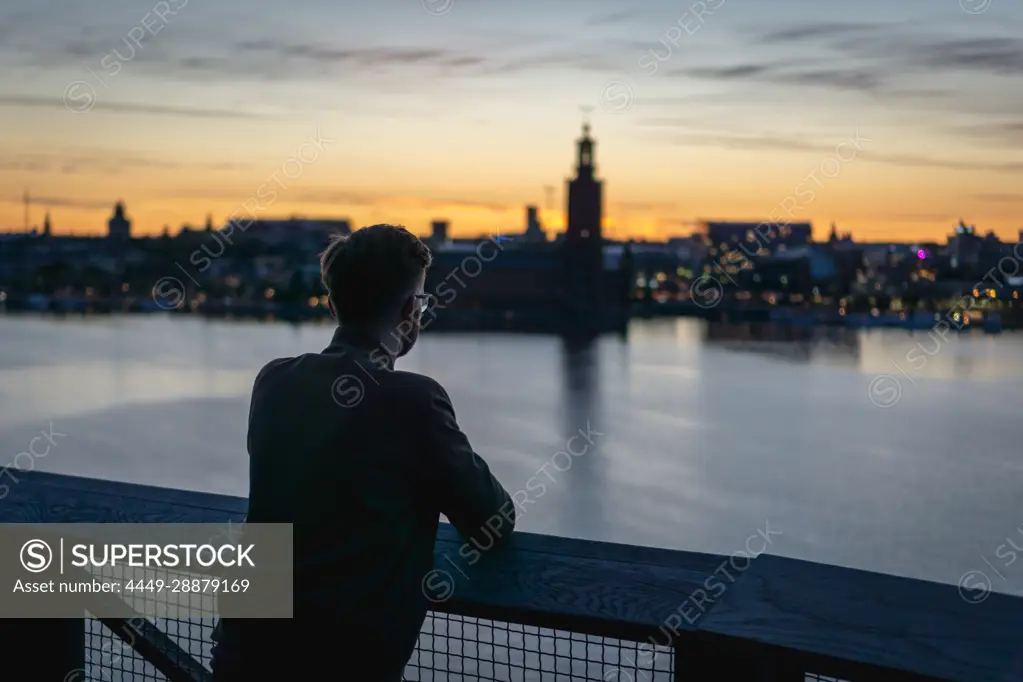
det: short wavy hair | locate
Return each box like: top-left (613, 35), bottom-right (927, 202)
top-left (320, 224), bottom-right (433, 325)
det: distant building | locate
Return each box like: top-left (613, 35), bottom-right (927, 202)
top-left (564, 123), bottom-right (605, 310)
top-left (431, 220), bottom-right (449, 243)
top-left (566, 124), bottom-right (602, 244)
top-left (948, 219), bottom-right (982, 269)
top-left (108, 202), bottom-right (131, 241)
top-left (238, 218), bottom-right (351, 247)
top-left (421, 123), bottom-right (630, 333)
top-left (697, 220), bottom-right (812, 254)
top-left (43, 212), bottom-right (51, 237)
top-left (524, 206), bottom-right (546, 242)
top-left (827, 222), bottom-right (853, 245)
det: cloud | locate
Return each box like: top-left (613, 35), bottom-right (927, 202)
top-left (757, 22), bottom-right (885, 44)
top-left (586, 9), bottom-right (642, 27)
top-left (0, 95), bottom-right (268, 120)
top-left (758, 21), bottom-right (1023, 82)
top-left (289, 190), bottom-right (381, 207)
top-left (0, 150), bottom-right (242, 176)
top-left (779, 68), bottom-right (883, 92)
top-left (146, 42), bottom-right (509, 84)
top-left (3, 24), bottom-right (502, 86)
top-left (17, 26), bottom-right (617, 88)
top-left (693, 64), bottom-right (775, 79)
top-left (909, 37), bottom-right (1023, 78)
top-left (233, 42), bottom-right (473, 68)
top-left (674, 22), bottom-right (1023, 134)
top-left (0, 195), bottom-right (113, 210)
top-left (686, 61), bottom-right (884, 93)
top-left (973, 193), bottom-right (1023, 204)
top-left (954, 121), bottom-right (1023, 146)
top-left (668, 131), bottom-right (832, 154)
top-left (181, 187), bottom-right (512, 215)
top-left (665, 130), bottom-right (1023, 173)
top-left (889, 213), bottom-right (957, 223)
top-left (867, 152), bottom-right (1023, 174)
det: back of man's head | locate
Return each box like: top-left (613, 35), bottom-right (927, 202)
top-left (320, 224), bottom-right (433, 327)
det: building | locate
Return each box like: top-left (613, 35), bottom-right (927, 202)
top-left (524, 206), bottom-right (546, 242)
top-left (430, 220), bottom-right (449, 244)
top-left (563, 123), bottom-right (605, 313)
top-left (422, 123), bottom-right (631, 333)
top-left (107, 202), bottom-right (131, 241)
top-left (697, 220), bottom-right (812, 254)
top-left (948, 220), bottom-right (982, 269)
top-left (236, 217), bottom-right (351, 247)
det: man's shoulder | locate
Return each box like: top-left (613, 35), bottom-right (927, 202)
top-left (253, 356), bottom-right (298, 384)
top-left (388, 369), bottom-right (449, 402)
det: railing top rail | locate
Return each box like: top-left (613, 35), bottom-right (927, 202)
top-left (3, 469), bottom-right (1022, 682)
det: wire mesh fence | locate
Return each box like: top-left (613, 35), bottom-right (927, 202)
top-left (82, 610), bottom-right (855, 681)
top-left (77, 562), bottom-right (847, 682)
top-left (82, 611), bottom-right (674, 682)
top-left (407, 614), bottom-right (674, 681)
top-left (84, 616), bottom-right (214, 682)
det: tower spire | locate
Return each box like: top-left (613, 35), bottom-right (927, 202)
top-left (579, 104), bottom-right (594, 127)
top-left (23, 189), bottom-right (29, 233)
top-left (576, 120), bottom-right (595, 176)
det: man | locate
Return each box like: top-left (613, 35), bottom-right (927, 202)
top-left (211, 224), bottom-right (516, 681)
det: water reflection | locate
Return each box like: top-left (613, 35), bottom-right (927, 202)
top-left (2, 315), bottom-right (1022, 596)
top-left (559, 335), bottom-right (600, 433)
top-left (702, 322), bottom-right (860, 364)
top-left (556, 335), bottom-right (607, 536)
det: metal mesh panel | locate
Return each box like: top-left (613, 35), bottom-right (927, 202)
top-left (84, 617), bottom-right (215, 681)
top-left (82, 610), bottom-right (674, 681)
top-left (82, 558), bottom-right (217, 681)
top-left (407, 613), bottom-right (674, 681)
top-left (81, 605), bottom-right (853, 682)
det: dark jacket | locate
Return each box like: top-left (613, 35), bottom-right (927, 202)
top-left (211, 326), bottom-right (515, 681)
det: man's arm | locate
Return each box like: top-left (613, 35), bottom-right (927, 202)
top-left (423, 382), bottom-right (515, 548)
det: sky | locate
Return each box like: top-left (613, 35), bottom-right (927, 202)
top-left (0, 0), bottom-right (1021, 242)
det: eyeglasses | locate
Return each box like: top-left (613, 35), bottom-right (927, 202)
top-left (412, 293), bottom-right (433, 313)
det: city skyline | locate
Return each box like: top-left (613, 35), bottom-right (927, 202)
top-left (1, 0), bottom-right (1021, 242)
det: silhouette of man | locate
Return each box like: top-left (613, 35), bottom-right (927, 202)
top-left (211, 225), bottom-right (516, 681)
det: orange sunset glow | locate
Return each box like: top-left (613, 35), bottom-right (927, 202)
top-left (1, 0), bottom-right (1021, 243)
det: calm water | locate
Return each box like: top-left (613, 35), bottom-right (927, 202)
top-left (1, 313), bottom-right (1021, 597)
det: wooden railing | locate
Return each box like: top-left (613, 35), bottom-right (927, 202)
top-left (2, 470), bottom-right (1021, 681)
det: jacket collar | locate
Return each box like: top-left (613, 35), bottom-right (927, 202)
top-left (323, 325), bottom-right (396, 371)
